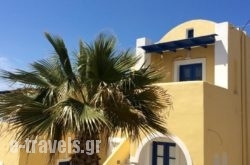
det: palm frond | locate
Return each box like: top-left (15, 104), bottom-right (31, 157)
top-left (114, 50), bottom-right (140, 73)
top-left (90, 79), bottom-right (171, 140)
top-left (31, 57), bottom-right (66, 86)
top-left (46, 97), bottom-right (108, 134)
top-left (0, 92), bottom-right (53, 141)
top-left (0, 69), bottom-right (51, 88)
top-left (45, 32), bottom-right (76, 82)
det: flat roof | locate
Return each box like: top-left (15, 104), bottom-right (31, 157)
top-left (141, 34), bottom-right (217, 53)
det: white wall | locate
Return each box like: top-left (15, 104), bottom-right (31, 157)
top-left (214, 22), bottom-right (229, 88)
top-left (135, 37), bottom-right (153, 70)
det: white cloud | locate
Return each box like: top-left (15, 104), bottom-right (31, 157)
top-left (0, 57), bottom-right (11, 70)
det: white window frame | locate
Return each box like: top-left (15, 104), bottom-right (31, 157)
top-left (173, 58), bottom-right (206, 82)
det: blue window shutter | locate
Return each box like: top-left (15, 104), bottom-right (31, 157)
top-left (152, 142), bottom-right (158, 165)
top-left (179, 63), bottom-right (202, 81)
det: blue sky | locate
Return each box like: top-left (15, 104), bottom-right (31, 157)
top-left (0, 0), bottom-right (249, 90)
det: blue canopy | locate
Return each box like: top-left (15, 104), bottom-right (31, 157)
top-left (141, 34), bottom-right (217, 53)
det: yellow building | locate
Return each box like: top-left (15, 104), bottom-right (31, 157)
top-left (105, 19), bottom-right (250, 165)
top-left (1, 19), bottom-right (250, 165)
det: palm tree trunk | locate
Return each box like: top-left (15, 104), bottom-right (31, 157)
top-left (70, 132), bottom-right (100, 165)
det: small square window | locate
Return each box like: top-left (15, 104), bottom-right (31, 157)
top-left (187, 29), bottom-right (194, 38)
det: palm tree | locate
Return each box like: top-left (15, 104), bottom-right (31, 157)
top-left (0, 33), bottom-right (171, 165)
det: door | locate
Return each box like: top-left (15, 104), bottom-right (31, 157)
top-left (152, 142), bottom-right (176, 165)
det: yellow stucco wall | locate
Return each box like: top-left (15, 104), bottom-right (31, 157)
top-left (128, 82), bottom-right (205, 165)
top-left (0, 124), bottom-right (20, 165)
top-left (19, 150), bottom-right (49, 165)
top-left (150, 45), bottom-right (214, 84)
top-left (149, 19), bottom-right (216, 85)
top-left (103, 138), bottom-right (130, 165)
top-left (227, 25), bottom-right (250, 165)
top-left (159, 19), bottom-right (215, 43)
top-left (204, 83), bottom-right (242, 165)
top-left (228, 24), bottom-right (242, 94)
top-left (161, 82), bottom-right (205, 165)
top-left (246, 34), bottom-right (250, 165)
top-left (127, 82), bottom-right (243, 165)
